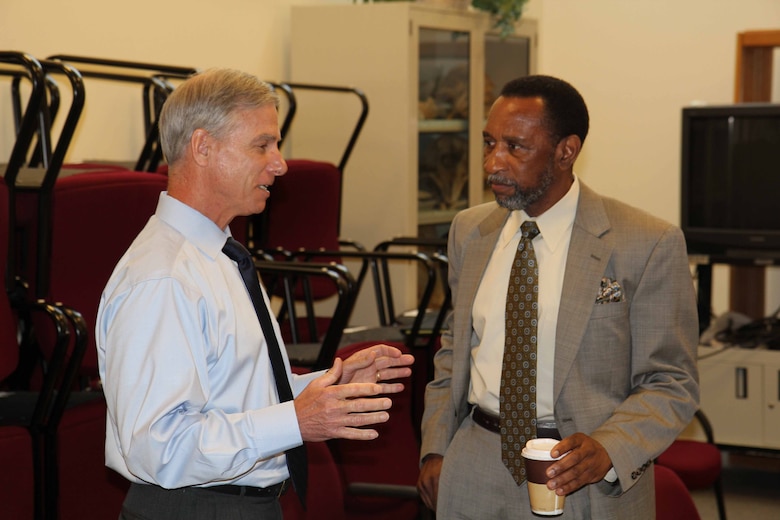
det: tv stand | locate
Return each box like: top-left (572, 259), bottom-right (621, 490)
top-left (692, 247), bottom-right (780, 453)
top-left (691, 253), bottom-right (780, 332)
top-left (698, 345), bottom-right (780, 452)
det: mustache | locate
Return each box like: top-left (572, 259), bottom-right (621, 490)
top-left (486, 174), bottom-right (516, 187)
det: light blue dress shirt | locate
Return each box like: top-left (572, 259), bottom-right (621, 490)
top-left (96, 192), bottom-right (320, 489)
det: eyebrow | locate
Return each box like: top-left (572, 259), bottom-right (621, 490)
top-left (252, 133), bottom-right (281, 145)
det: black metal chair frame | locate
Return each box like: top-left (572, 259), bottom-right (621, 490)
top-left (255, 258), bottom-right (358, 371)
top-left (47, 54), bottom-right (199, 173)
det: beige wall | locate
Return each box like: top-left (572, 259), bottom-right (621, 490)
top-left (2, 0), bottom-right (780, 317)
top-left (528, 0), bottom-right (780, 318)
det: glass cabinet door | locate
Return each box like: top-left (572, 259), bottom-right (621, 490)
top-left (417, 27), bottom-right (471, 238)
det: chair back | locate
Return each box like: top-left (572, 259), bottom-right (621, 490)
top-left (47, 170), bottom-right (167, 384)
top-left (251, 83), bottom-right (368, 301)
top-left (280, 441), bottom-right (346, 520)
top-left (328, 340), bottom-right (420, 520)
top-left (0, 182), bottom-right (20, 383)
top-left (654, 464), bottom-right (702, 520)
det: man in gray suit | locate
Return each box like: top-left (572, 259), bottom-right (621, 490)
top-left (417, 75), bottom-right (699, 519)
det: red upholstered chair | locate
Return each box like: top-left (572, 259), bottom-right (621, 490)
top-left (46, 169), bottom-right (167, 386)
top-left (654, 464), bottom-right (702, 520)
top-left (251, 84), bottom-right (368, 338)
top-left (259, 159), bottom-right (350, 338)
top-left (251, 83), bottom-right (367, 257)
top-left (35, 170), bottom-right (166, 519)
top-left (656, 409), bottom-right (726, 520)
top-left (328, 341), bottom-right (425, 520)
top-left (0, 182), bottom-right (88, 520)
top-left (3, 56), bottom-right (163, 518)
top-left (0, 426), bottom-right (36, 519)
top-left (55, 397), bottom-right (129, 520)
top-left (280, 441), bottom-right (346, 520)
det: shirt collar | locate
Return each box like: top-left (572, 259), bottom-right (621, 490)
top-left (155, 192), bottom-right (231, 260)
top-left (498, 175), bottom-right (580, 253)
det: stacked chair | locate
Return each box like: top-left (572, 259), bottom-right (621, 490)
top-left (4, 52), bottom-right (446, 518)
top-left (1, 51), bottom-right (90, 520)
top-left (0, 181), bottom-right (87, 520)
top-left (2, 51), bottom-right (197, 519)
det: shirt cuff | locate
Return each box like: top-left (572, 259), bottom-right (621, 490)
top-left (604, 467), bottom-right (618, 483)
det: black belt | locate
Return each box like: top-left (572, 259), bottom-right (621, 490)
top-left (471, 406), bottom-right (561, 440)
top-left (201, 479), bottom-right (289, 498)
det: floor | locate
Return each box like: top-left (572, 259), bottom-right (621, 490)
top-left (690, 451), bottom-right (780, 520)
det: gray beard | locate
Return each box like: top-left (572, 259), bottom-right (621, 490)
top-left (487, 168), bottom-right (555, 211)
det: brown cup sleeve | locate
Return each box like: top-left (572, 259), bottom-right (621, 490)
top-left (525, 459), bottom-right (555, 484)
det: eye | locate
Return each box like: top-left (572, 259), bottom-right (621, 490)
top-left (507, 140), bottom-right (527, 152)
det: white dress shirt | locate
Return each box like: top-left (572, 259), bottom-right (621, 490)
top-left (468, 177), bottom-right (579, 423)
top-left (96, 192), bottom-right (319, 489)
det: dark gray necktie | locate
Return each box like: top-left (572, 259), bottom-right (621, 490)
top-left (499, 221), bottom-right (540, 485)
top-left (222, 237), bottom-right (307, 504)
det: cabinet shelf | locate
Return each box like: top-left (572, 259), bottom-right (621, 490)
top-left (418, 119), bottom-right (468, 133)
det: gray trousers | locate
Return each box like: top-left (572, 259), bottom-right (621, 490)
top-left (119, 483), bottom-right (283, 520)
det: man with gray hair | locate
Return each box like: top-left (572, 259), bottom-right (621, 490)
top-left (97, 68), bottom-right (413, 519)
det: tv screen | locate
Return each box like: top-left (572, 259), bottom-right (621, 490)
top-left (681, 103), bottom-right (780, 259)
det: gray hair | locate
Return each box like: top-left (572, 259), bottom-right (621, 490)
top-left (159, 68), bottom-right (280, 165)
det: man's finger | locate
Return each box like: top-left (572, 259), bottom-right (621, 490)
top-left (328, 382), bottom-right (385, 399)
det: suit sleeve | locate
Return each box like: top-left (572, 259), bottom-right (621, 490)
top-left (589, 225), bottom-right (700, 495)
top-left (419, 213), bottom-right (465, 463)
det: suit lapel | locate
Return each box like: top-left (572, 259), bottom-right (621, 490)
top-left (553, 184), bottom-right (613, 403)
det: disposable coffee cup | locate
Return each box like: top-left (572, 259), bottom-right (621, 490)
top-left (521, 438), bottom-right (566, 516)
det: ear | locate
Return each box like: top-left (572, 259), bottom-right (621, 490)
top-left (191, 128), bottom-right (212, 167)
top-left (556, 135), bottom-right (582, 170)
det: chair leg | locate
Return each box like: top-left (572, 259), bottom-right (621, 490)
top-left (713, 477), bottom-right (727, 520)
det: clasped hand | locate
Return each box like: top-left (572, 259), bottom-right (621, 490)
top-left (295, 344), bottom-right (414, 442)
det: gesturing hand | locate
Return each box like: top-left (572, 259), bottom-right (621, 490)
top-left (295, 357), bottom-right (394, 442)
top-left (337, 343), bottom-right (414, 394)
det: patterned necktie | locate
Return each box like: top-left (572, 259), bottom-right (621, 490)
top-left (500, 221), bottom-right (540, 485)
top-left (222, 237), bottom-right (308, 505)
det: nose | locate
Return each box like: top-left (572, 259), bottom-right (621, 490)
top-left (483, 145), bottom-right (505, 175)
top-left (271, 152), bottom-right (287, 177)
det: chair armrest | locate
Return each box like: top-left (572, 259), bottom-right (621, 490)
top-left (347, 482), bottom-right (420, 499)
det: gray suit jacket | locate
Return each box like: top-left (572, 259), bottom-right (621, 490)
top-left (420, 182), bottom-right (699, 518)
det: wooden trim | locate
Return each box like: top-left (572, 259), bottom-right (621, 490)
top-left (734, 30), bottom-right (780, 102)
top-left (730, 30), bottom-right (780, 317)
top-left (739, 29), bottom-right (780, 48)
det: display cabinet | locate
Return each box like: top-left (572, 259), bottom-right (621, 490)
top-left (290, 3), bottom-right (537, 248)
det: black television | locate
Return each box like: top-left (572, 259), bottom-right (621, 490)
top-left (681, 103), bottom-right (780, 260)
